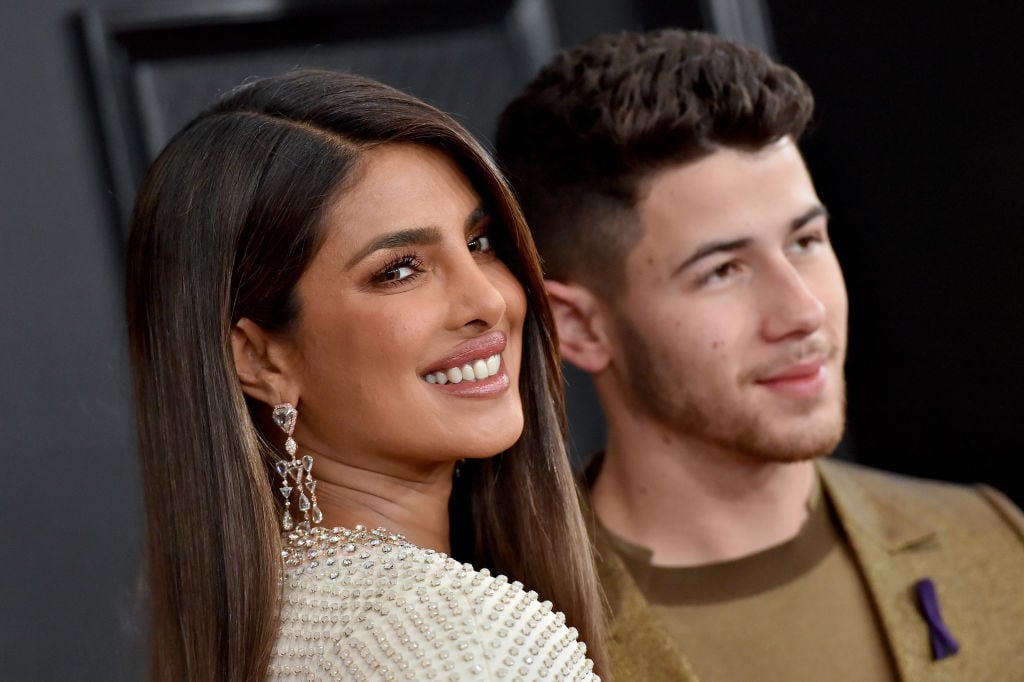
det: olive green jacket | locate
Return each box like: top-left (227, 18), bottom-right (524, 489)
top-left (590, 459), bottom-right (1024, 681)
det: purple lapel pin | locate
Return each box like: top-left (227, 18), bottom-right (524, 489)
top-left (914, 578), bottom-right (960, 660)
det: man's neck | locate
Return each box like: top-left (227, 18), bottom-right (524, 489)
top-left (592, 423), bottom-right (817, 567)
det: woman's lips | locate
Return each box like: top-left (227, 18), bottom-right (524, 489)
top-left (422, 331), bottom-right (512, 398)
top-left (428, 361), bottom-right (512, 398)
top-left (422, 331), bottom-right (507, 375)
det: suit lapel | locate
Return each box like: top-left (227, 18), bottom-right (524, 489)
top-left (819, 459), bottom-right (948, 681)
top-left (593, 524), bottom-right (702, 681)
top-left (581, 453), bottom-right (700, 680)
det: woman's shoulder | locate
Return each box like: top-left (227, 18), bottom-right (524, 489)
top-left (270, 525), bottom-right (599, 681)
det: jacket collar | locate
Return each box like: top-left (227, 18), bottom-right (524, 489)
top-left (817, 459), bottom-right (936, 552)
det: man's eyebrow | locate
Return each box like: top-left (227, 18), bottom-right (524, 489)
top-left (791, 205), bottom-right (830, 232)
top-left (675, 237), bottom-right (752, 274)
top-left (346, 226), bottom-right (442, 269)
top-left (674, 205), bottom-right (831, 275)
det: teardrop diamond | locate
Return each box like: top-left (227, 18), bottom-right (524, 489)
top-left (299, 493), bottom-right (311, 511)
top-left (312, 505), bottom-right (323, 524)
top-left (272, 404), bottom-right (297, 435)
top-left (302, 454), bottom-right (313, 472)
top-left (276, 461), bottom-right (289, 478)
top-left (282, 510), bottom-right (293, 530)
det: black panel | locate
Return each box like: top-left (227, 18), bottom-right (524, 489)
top-left (78, 0), bottom-right (560, 237)
top-left (768, 1), bottom-right (1024, 504)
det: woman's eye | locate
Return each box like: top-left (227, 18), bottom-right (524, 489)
top-left (378, 265), bottom-right (416, 282)
top-left (373, 255), bottom-right (422, 286)
top-left (468, 234), bottom-right (492, 254)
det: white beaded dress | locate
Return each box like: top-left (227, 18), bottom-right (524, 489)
top-left (268, 525), bottom-right (600, 681)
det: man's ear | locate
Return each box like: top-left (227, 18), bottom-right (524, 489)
top-left (231, 317), bottom-right (301, 407)
top-left (544, 279), bottom-right (612, 373)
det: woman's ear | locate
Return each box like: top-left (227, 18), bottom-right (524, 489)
top-left (544, 279), bottom-right (612, 373)
top-left (231, 318), bottom-right (300, 407)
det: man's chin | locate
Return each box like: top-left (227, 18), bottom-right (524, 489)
top-left (735, 412), bottom-right (846, 464)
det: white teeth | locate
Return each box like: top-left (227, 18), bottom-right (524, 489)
top-left (425, 354), bottom-right (501, 385)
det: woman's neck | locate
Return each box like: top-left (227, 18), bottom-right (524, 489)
top-left (291, 448), bottom-right (456, 554)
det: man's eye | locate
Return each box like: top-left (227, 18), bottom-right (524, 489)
top-left (791, 233), bottom-right (824, 253)
top-left (700, 261), bottom-right (739, 285)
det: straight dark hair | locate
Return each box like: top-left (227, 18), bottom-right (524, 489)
top-left (126, 69), bottom-right (608, 681)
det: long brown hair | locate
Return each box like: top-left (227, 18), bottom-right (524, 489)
top-left (125, 69), bottom-right (608, 680)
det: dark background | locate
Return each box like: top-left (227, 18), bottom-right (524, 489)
top-left (2, 1), bottom-right (1020, 678)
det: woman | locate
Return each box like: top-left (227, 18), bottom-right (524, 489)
top-left (125, 69), bottom-right (608, 680)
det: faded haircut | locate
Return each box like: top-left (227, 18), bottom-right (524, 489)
top-left (496, 28), bottom-right (815, 299)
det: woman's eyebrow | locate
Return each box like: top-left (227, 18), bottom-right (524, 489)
top-left (465, 204), bottom-right (488, 233)
top-left (345, 226), bottom-right (442, 269)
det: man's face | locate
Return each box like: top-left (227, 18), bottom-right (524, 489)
top-left (607, 139), bottom-right (848, 462)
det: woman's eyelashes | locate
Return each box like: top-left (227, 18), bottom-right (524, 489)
top-left (370, 232), bottom-right (496, 288)
top-left (373, 252), bottom-right (424, 286)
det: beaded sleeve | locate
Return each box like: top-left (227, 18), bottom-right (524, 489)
top-left (269, 526), bottom-right (599, 681)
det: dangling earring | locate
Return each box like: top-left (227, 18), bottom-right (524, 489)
top-left (272, 403), bottom-right (323, 532)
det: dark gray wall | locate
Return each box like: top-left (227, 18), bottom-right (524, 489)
top-left (1, 1), bottom-right (144, 679)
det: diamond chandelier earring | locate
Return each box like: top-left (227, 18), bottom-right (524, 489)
top-left (271, 403), bottom-right (323, 532)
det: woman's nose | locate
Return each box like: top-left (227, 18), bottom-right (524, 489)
top-left (447, 255), bottom-right (508, 331)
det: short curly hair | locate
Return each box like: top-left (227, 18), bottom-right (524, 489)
top-left (496, 28), bottom-right (814, 298)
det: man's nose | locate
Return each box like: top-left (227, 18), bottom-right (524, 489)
top-left (758, 261), bottom-right (827, 342)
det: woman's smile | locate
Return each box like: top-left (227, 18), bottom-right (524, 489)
top-left (280, 143), bottom-right (527, 466)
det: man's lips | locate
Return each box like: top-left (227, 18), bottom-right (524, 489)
top-left (755, 359), bottom-right (828, 398)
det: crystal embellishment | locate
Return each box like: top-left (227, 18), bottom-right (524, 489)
top-left (272, 404), bottom-right (297, 435)
top-left (271, 525), bottom-right (599, 681)
top-left (271, 402), bottom-right (323, 533)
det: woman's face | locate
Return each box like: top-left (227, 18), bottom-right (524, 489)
top-left (281, 143), bottom-right (527, 473)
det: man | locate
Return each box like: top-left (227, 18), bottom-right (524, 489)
top-left (495, 29), bottom-right (1024, 681)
